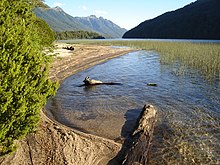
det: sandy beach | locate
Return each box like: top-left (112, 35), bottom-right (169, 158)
top-left (0, 43), bottom-right (135, 165)
top-left (48, 43), bottom-right (134, 83)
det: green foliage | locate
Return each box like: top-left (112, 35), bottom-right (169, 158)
top-left (55, 30), bottom-right (105, 40)
top-left (0, 0), bottom-right (58, 155)
top-left (33, 18), bottom-right (55, 47)
top-left (31, 0), bottom-right (48, 8)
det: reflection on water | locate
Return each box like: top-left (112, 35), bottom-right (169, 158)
top-left (46, 50), bottom-right (220, 164)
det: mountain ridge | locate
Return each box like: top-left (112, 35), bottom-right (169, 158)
top-left (34, 7), bottom-right (126, 38)
top-left (123, 0), bottom-right (220, 39)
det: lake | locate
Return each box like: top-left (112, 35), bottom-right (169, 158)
top-left (46, 50), bottom-right (219, 164)
top-left (59, 38), bottom-right (220, 44)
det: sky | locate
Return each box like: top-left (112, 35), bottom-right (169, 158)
top-left (44, 0), bottom-right (197, 30)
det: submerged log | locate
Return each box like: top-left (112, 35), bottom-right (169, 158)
top-left (82, 77), bottom-right (122, 86)
top-left (122, 104), bottom-right (157, 165)
top-left (83, 76), bottom-right (103, 85)
top-left (147, 83), bottom-right (157, 87)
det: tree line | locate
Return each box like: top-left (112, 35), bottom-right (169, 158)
top-left (55, 30), bottom-right (105, 40)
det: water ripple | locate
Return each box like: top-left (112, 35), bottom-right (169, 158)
top-left (46, 50), bottom-right (220, 164)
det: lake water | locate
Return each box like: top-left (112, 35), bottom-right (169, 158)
top-left (59, 38), bottom-right (220, 44)
top-left (46, 50), bottom-right (220, 164)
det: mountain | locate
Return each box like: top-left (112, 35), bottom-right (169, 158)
top-left (75, 15), bottom-right (127, 38)
top-left (34, 7), bottom-right (126, 38)
top-left (123, 0), bottom-right (220, 39)
top-left (34, 7), bottom-right (90, 32)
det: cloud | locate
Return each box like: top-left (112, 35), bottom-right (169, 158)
top-left (78, 5), bottom-right (88, 11)
top-left (82, 6), bottom-right (88, 11)
top-left (53, 2), bottom-right (65, 7)
top-left (94, 10), bottom-right (108, 15)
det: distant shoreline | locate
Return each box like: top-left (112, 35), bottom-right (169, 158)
top-left (57, 38), bottom-right (220, 44)
top-left (48, 42), bottom-right (136, 83)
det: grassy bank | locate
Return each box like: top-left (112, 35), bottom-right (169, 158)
top-left (68, 40), bottom-right (220, 84)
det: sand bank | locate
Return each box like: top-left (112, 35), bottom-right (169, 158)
top-left (0, 43), bottom-right (135, 165)
top-left (48, 43), bottom-right (134, 83)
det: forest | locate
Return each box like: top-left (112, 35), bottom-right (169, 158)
top-left (123, 0), bottom-right (220, 39)
top-left (55, 30), bottom-right (105, 40)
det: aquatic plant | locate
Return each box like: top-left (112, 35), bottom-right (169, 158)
top-left (69, 40), bottom-right (220, 84)
top-left (66, 39), bottom-right (220, 164)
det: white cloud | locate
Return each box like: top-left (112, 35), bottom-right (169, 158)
top-left (53, 2), bottom-right (65, 7)
top-left (82, 6), bottom-right (87, 11)
top-left (78, 5), bottom-right (88, 11)
top-left (94, 10), bottom-right (108, 15)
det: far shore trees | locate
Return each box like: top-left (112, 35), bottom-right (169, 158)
top-left (55, 30), bottom-right (105, 40)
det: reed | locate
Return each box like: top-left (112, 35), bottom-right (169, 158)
top-left (67, 40), bottom-right (220, 163)
top-left (69, 40), bottom-right (220, 84)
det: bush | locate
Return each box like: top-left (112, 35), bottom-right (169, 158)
top-left (0, 0), bottom-right (58, 155)
top-left (33, 18), bottom-right (55, 47)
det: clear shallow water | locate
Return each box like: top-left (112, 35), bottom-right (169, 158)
top-left (46, 51), bottom-right (220, 164)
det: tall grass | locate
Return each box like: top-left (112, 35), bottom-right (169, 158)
top-left (69, 40), bottom-right (220, 84)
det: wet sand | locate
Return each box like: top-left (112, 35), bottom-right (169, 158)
top-left (48, 43), bottom-right (135, 82)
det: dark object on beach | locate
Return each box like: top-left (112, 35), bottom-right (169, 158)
top-left (62, 46), bottom-right (74, 51)
top-left (80, 77), bottom-right (122, 86)
top-left (122, 104), bottom-right (157, 164)
top-left (147, 83), bottom-right (157, 86)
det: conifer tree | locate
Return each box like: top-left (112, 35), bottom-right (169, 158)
top-left (0, 0), bottom-right (58, 155)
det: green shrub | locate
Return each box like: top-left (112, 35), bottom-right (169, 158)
top-left (33, 18), bottom-right (55, 47)
top-left (0, 0), bottom-right (58, 155)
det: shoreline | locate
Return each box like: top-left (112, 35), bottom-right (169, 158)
top-left (45, 43), bottom-right (137, 141)
top-left (0, 43), bottom-right (136, 165)
top-left (48, 43), bottom-right (136, 83)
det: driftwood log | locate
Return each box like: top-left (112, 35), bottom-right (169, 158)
top-left (147, 83), bottom-right (157, 87)
top-left (82, 77), bottom-right (121, 86)
top-left (83, 76), bottom-right (103, 85)
top-left (122, 104), bottom-right (157, 165)
top-left (62, 46), bottom-right (74, 51)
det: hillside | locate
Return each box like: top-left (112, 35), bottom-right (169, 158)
top-left (75, 15), bottom-right (126, 38)
top-left (123, 0), bottom-right (220, 39)
top-left (34, 7), bottom-right (127, 38)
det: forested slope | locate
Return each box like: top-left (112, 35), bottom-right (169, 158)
top-left (123, 0), bottom-right (220, 39)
